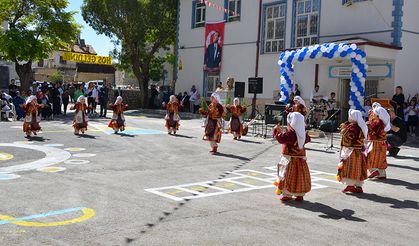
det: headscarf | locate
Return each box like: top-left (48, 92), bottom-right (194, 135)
top-left (211, 92), bottom-right (221, 105)
top-left (233, 97), bottom-right (240, 105)
top-left (293, 96), bottom-right (306, 107)
top-left (26, 95), bottom-right (37, 104)
top-left (372, 102), bottom-right (381, 110)
top-left (373, 105), bottom-right (391, 132)
top-left (287, 112), bottom-right (306, 149)
top-left (169, 95), bottom-right (177, 103)
top-left (115, 96), bottom-right (123, 104)
top-left (77, 95), bottom-right (86, 103)
top-left (348, 109), bottom-right (368, 143)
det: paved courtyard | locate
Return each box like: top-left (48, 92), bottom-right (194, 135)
top-left (0, 112), bottom-right (418, 245)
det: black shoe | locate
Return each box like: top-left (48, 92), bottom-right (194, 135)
top-left (388, 147), bottom-right (400, 157)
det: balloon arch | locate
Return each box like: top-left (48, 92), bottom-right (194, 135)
top-left (278, 43), bottom-right (367, 111)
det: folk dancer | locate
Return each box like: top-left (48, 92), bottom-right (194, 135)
top-left (273, 112), bottom-right (311, 202)
top-left (71, 96), bottom-right (89, 135)
top-left (367, 103), bottom-right (391, 179)
top-left (199, 93), bottom-right (225, 154)
top-left (286, 96), bottom-right (307, 116)
top-left (164, 95), bottom-right (183, 135)
top-left (226, 98), bottom-right (247, 140)
top-left (337, 109), bottom-right (368, 193)
top-left (108, 96), bottom-right (128, 134)
top-left (21, 95), bottom-right (44, 137)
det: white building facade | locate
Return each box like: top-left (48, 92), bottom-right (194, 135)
top-left (176, 0), bottom-right (419, 110)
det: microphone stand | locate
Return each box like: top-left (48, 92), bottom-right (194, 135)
top-left (325, 109), bottom-right (341, 152)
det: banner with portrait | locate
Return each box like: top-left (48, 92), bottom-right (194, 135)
top-left (204, 21), bottom-right (225, 74)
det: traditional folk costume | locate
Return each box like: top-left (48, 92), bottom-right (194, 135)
top-left (273, 112), bottom-right (311, 201)
top-left (199, 93), bottom-right (225, 154)
top-left (164, 95), bottom-right (183, 135)
top-left (71, 96), bottom-right (89, 135)
top-left (286, 96), bottom-right (308, 116)
top-left (337, 109), bottom-right (368, 193)
top-left (367, 103), bottom-right (391, 179)
top-left (226, 98), bottom-right (247, 140)
top-left (21, 96), bottom-right (43, 137)
top-left (108, 96), bottom-right (128, 134)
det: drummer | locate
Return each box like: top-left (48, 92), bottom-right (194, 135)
top-left (326, 92), bottom-right (339, 119)
top-left (310, 84), bottom-right (323, 103)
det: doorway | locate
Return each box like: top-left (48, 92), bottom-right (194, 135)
top-left (338, 78), bottom-right (350, 122)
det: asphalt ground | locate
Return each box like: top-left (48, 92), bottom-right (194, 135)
top-left (0, 111), bottom-right (418, 246)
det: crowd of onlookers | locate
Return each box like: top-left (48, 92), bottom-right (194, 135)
top-left (1, 79), bottom-right (110, 121)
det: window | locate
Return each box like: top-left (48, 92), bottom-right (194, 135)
top-left (59, 56), bottom-right (67, 65)
top-left (342, 0), bottom-right (367, 6)
top-left (294, 0), bottom-right (320, 48)
top-left (264, 3), bottom-right (286, 53)
top-left (227, 0), bottom-right (241, 22)
top-left (206, 75), bottom-right (220, 97)
top-left (193, 1), bottom-right (206, 28)
top-left (37, 60), bottom-right (44, 67)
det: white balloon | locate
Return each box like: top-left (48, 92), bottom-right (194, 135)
top-left (360, 77), bottom-right (366, 83)
top-left (356, 54), bottom-right (362, 60)
top-left (350, 105), bottom-right (356, 109)
top-left (353, 67), bottom-right (360, 74)
top-left (350, 53), bottom-right (356, 58)
top-left (342, 45), bottom-right (349, 51)
top-left (351, 86), bottom-right (357, 92)
top-left (349, 100), bottom-right (354, 106)
top-left (320, 47), bottom-right (327, 53)
top-left (364, 64), bottom-right (369, 69)
top-left (338, 47), bottom-right (344, 53)
top-left (361, 58), bottom-right (367, 64)
top-left (355, 91), bottom-right (361, 97)
top-left (350, 44), bottom-right (357, 50)
top-left (357, 72), bottom-right (363, 78)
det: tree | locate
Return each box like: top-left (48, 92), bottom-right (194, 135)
top-left (0, 0), bottom-right (80, 90)
top-left (50, 70), bottom-right (64, 84)
top-left (82, 0), bottom-right (177, 108)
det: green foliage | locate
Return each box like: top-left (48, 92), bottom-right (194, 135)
top-left (50, 70), bottom-right (63, 84)
top-left (201, 99), bottom-right (208, 112)
top-left (0, 0), bottom-right (80, 89)
top-left (224, 96), bottom-right (232, 120)
top-left (82, 0), bottom-right (177, 107)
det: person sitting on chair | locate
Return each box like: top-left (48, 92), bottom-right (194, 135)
top-left (387, 108), bottom-right (407, 157)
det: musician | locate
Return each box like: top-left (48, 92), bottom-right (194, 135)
top-left (326, 92), bottom-right (339, 119)
top-left (392, 86), bottom-right (405, 119)
top-left (310, 84), bottom-right (323, 102)
top-left (294, 84), bottom-right (301, 97)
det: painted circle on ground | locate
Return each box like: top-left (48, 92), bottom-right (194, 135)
top-left (37, 166), bottom-right (66, 173)
top-left (64, 159), bottom-right (90, 165)
top-left (10, 126), bottom-right (22, 129)
top-left (0, 152), bottom-right (14, 161)
top-left (0, 143), bottom-right (71, 173)
top-left (43, 144), bottom-right (64, 147)
top-left (0, 174), bottom-right (21, 180)
top-left (72, 153), bottom-right (96, 158)
top-left (64, 148), bottom-right (86, 152)
top-left (13, 141), bottom-right (34, 145)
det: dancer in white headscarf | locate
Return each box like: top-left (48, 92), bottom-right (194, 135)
top-left (164, 95), bottom-right (183, 135)
top-left (367, 104), bottom-right (391, 179)
top-left (273, 112), bottom-right (311, 202)
top-left (286, 96), bottom-right (308, 116)
top-left (108, 96), bottom-right (128, 134)
top-left (226, 98), bottom-right (247, 140)
top-left (21, 95), bottom-right (44, 137)
top-left (337, 109), bottom-right (368, 193)
top-left (70, 96), bottom-right (89, 135)
top-left (199, 93), bottom-right (225, 154)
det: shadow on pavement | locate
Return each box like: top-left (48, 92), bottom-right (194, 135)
top-left (286, 201), bottom-right (366, 222)
top-left (305, 147), bottom-right (336, 154)
top-left (25, 136), bottom-right (49, 142)
top-left (371, 178), bottom-right (419, 191)
top-left (348, 193), bottom-right (419, 210)
top-left (173, 134), bottom-right (194, 139)
top-left (388, 163), bottom-right (419, 172)
top-left (237, 139), bottom-right (263, 144)
top-left (392, 155), bottom-right (419, 162)
top-left (77, 134), bottom-right (97, 139)
top-left (117, 132), bottom-right (135, 138)
top-left (213, 152), bottom-right (251, 161)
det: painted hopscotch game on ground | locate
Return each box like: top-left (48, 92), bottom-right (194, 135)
top-left (145, 167), bottom-right (340, 201)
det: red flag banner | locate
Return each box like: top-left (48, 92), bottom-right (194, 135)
top-left (203, 21), bottom-right (225, 74)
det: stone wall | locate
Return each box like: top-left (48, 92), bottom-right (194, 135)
top-left (75, 72), bottom-right (115, 87)
top-left (109, 89), bottom-right (142, 109)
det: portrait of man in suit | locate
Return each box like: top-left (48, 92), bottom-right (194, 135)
top-left (204, 31), bottom-right (222, 73)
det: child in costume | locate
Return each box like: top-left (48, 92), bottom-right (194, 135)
top-left (21, 95), bottom-right (44, 137)
top-left (71, 96), bottom-right (89, 135)
top-left (164, 95), bottom-right (183, 135)
top-left (199, 93), bottom-right (225, 154)
top-left (367, 103), bottom-right (391, 179)
top-left (226, 98), bottom-right (247, 140)
top-left (337, 109), bottom-right (368, 193)
top-left (273, 112), bottom-right (311, 201)
top-left (108, 96), bottom-right (128, 134)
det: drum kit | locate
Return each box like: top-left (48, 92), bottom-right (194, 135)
top-left (307, 98), bottom-right (340, 132)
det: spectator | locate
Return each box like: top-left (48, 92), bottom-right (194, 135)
top-left (8, 79), bottom-right (18, 98)
top-left (38, 91), bottom-right (53, 120)
top-left (99, 84), bottom-right (109, 118)
top-left (294, 84), bottom-right (301, 97)
top-left (363, 100), bottom-right (372, 120)
top-left (392, 86), bottom-right (405, 119)
top-left (52, 83), bottom-right (61, 115)
top-left (189, 85), bottom-right (200, 113)
top-left (1, 91), bottom-right (12, 121)
top-left (182, 91), bottom-right (190, 112)
top-left (406, 98), bottom-right (418, 136)
top-left (62, 84), bottom-right (70, 116)
top-left (69, 83), bottom-right (76, 103)
top-left (149, 84), bottom-right (159, 109)
top-left (176, 92), bottom-right (183, 103)
top-left (12, 91), bottom-right (25, 120)
top-left (387, 108), bottom-right (407, 157)
top-left (86, 82), bottom-right (98, 115)
top-left (73, 84), bottom-right (85, 104)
